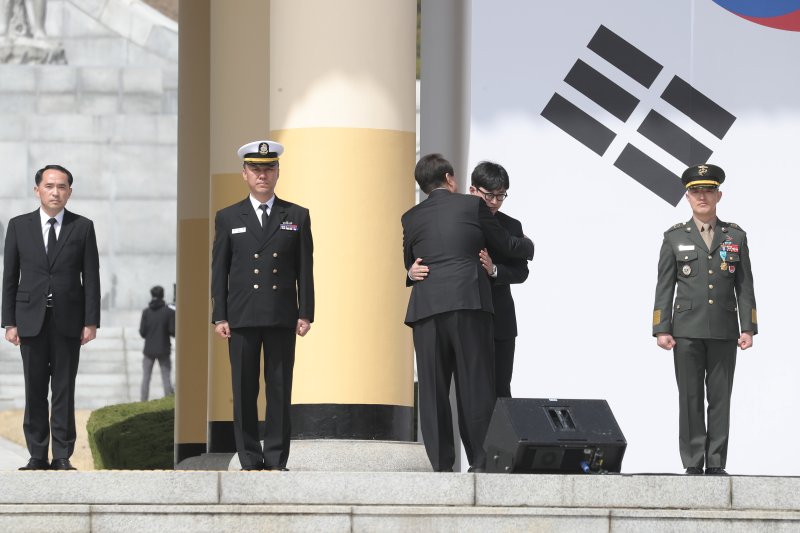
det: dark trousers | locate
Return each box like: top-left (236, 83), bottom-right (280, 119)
top-left (413, 309), bottom-right (496, 471)
top-left (673, 337), bottom-right (737, 469)
top-left (141, 353), bottom-right (173, 402)
top-left (494, 337), bottom-right (515, 398)
top-left (19, 308), bottom-right (81, 461)
top-left (228, 326), bottom-right (296, 469)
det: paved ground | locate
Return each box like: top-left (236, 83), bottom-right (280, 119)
top-left (0, 435), bottom-right (28, 471)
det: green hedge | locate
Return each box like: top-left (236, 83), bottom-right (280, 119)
top-left (86, 395), bottom-right (174, 470)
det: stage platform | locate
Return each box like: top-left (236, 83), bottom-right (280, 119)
top-left (2, 471), bottom-right (800, 532)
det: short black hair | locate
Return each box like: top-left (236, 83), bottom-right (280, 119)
top-left (35, 164), bottom-right (74, 186)
top-left (415, 153), bottom-right (454, 194)
top-left (471, 161), bottom-right (509, 191)
top-left (150, 285), bottom-right (165, 300)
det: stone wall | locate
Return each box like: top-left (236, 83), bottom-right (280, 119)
top-left (0, 0), bottom-right (178, 326)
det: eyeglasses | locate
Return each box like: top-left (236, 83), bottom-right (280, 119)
top-left (478, 188), bottom-right (508, 201)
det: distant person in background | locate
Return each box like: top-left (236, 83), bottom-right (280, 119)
top-left (468, 162), bottom-right (530, 398)
top-left (139, 285), bottom-right (175, 401)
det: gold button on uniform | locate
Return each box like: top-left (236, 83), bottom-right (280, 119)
top-left (708, 270), bottom-right (713, 275)
top-left (709, 299), bottom-right (714, 304)
top-left (254, 253), bottom-right (259, 259)
top-left (272, 268), bottom-right (278, 274)
top-left (254, 269), bottom-right (260, 274)
top-left (676, 304), bottom-right (681, 309)
top-left (272, 285), bottom-right (277, 290)
top-left (273, 252), bottom-right (278, 258)
top-left (708, 255), bottom-right (712, 260)
top-left (708, 284), bottom-right (714, 289)
top-left (254, 284), bottom-right (259, 289)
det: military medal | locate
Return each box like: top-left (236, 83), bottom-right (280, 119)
top-left (682, 264), bottom-right (692, 276)
top-left (729, 265), bottom-right (736, 273)
top-left (720, 250), bottom-right (727, 261)
top-left (720, 261), bottom-right (728, 270)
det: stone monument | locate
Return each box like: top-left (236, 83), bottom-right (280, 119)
top-left (0, 0), bottom-right (66, 64)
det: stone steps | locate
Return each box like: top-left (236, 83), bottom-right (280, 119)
top-left (0, 472), bottom-right (799, 532)
top-left (0, 327), bottom-right (173, 408)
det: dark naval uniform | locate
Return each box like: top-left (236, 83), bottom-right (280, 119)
top-left (653, 217), bottom-right (757, 470)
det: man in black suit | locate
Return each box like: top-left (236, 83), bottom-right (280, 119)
top-left (402, 153), bottom-right (534, 472)
top-left (2, 164), bottom-right (100, 471)
top-left (469, 162), bottom-right (530, 398)
top-left (211, 140), bottom-right (314, 471)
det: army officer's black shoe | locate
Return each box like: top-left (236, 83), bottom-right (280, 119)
top-left (19, 458), bottom-right (50, 471)
top-left (704, 467), bottom-right (728, 476)
top-left (684, 467), bottom-right (704, 475)
top-left (50, 458), bottom-right (77, 470)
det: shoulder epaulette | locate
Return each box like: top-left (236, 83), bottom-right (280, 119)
top-left (666, 222), bottom-right (685, 232)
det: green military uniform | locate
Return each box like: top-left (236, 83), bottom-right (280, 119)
top-left (653, 217), bottom-right (757, 470)
top-left (653, 163), bottom-right (757, 473)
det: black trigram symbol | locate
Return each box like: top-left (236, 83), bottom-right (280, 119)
top-left (541, 25), bottom-right (736, 206)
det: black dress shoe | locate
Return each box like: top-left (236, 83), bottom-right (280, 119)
top-left (705, 467), bottom-right (729, 476)
top-left (467, 466), bottom-right (485, 473)
top-left (50, 458), bottom-right (77, 471)
top-left (241, 464), bottom-right (264, 471)
top-left (685, 467), bottom-right (703, 475)
top-left (264, 466), bottom-right (289, 471)
top-left (19, 458), bottom-right (50, 471)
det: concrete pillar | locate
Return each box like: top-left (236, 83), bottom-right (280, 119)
top-left (420, 0), bottom-right (470, 189)
top-left (270, 0), bottom-right (417, 439)
top-left (205, 0), bottom-right (272, 452)
top-left (177, 0), bottom-right (417, 462)
top-left (175, 0), bottom-right (211, 463)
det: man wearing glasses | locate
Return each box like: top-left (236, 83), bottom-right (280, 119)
top-left (468, 162), bottom-right (531, 398)
top-left (211, 140), bottom-right (314, 471)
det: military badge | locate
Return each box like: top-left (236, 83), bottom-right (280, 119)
top-left (682, 264), bottom-right (692, 276)
top-left (729, 265), bottom-right (736, 274)
top-left (720, 250), bottom-right (727, 261)
top-left (259, 142), bottom-right (269, 154)
top-left (698, 164), bottom-right (709, 176)
top-left (720, 261), bottom-right (727, 270)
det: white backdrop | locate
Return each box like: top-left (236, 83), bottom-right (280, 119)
top-left (467, 0), bottom-right (800, 475)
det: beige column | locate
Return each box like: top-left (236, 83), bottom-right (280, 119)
top-left (206, 0), bottom-right (272, 451)
top-left (175, 0), bottom-right (211, 463)
top-left (270, 0), bottom-right (417, 438)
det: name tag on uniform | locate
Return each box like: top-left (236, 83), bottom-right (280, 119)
top-left (232, 227), bottom-right (246, 234)
top-left (678, 244), bottom-right (695, 251)
top-left (280, 222), bottom-right (298, 231)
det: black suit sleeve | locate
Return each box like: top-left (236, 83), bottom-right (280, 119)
top-left (493, 217), bottom-right (530, 286)
top-left (210, 210), bottom-right (231, 324)
top-left (296, 211), bottom-right (315, 322)
top-left (1, 218), bottom-right (20, 328)
top-left (83, 221), bottom-right (101, 327)
top-left (402, 214), bottom-right (415, 287)
top-left (478, 202), bottom-right (534, 260)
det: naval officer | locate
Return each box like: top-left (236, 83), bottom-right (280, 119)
top-left (652, 164), bottom-right (757, 476)
top-left (211, 140), bottom-right (314, 471)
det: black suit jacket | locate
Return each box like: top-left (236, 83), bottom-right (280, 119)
top-left (2, 209), bottom-right (101, 338)
top-left (488, 211), bottom-right (530, 340)
top-left (402, 190), bottom-right (534, 326)
top-left (211, 196), bottom-right (314, 328)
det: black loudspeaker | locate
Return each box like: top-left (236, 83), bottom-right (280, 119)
top-left (484, 398), bottom-right (626, 474)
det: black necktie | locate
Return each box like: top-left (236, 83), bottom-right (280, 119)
top-left (47, 218), bottom-right (57, 262)
top-left (259, 204), bottom-right (268, 231)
